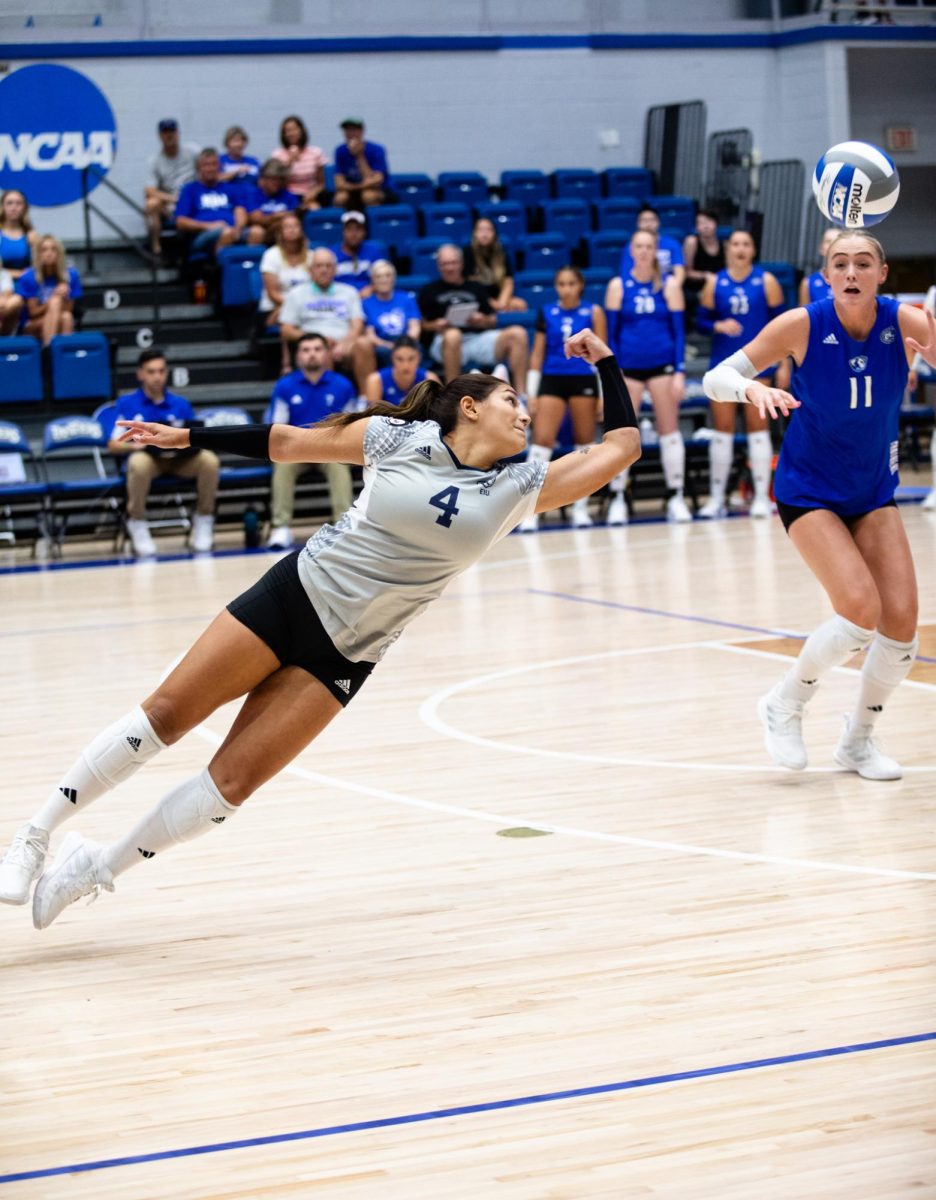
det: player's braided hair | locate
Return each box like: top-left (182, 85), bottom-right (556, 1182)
top-left (324, 374), bottom-right (504, 434)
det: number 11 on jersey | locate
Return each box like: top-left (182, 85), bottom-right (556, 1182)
top-left (849, 376), bottom-right (872, 409)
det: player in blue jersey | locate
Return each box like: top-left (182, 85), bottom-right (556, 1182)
top-left (619, 206), bottom-right (686, 287)
top-left (798, 228), bottom-right (837, 306)
top-left (703, 232), bottom-right (936, 780)
top-left (605, 229), bottom-right (690, 522)
top-left (520, 266), bottom-right (607, 530)
top-left (364, 336), bottom-right (438, 406)
top-left (696, 229), bottom-right (786, 519)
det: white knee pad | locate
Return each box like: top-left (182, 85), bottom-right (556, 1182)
top-left (81, 706), bottom-right (166, 787)
top-left (162, 769), bottom-right (235, 843)
top-left (863, 632), bottom-right (919, 687)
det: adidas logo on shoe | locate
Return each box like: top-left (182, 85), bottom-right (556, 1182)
top-left (137, 847), bottom-right (155, 859)
top-left (416, 446), bottom-right (432, 461)
top-left (335, 679), bottom-right (351, 695)
top-left (126, 736), bottom-right (142, 752)
top-left (59, 787), bottom-right (78, 804)
top-left (210, 816), bottom-right (226, 824)
top-left (823, 332), bottom-right (839, 345)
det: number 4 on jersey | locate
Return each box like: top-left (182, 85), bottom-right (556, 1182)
top-left (429, 486), bottom-right (461, 527)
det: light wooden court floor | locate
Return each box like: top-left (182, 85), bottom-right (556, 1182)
top-left (1, 509), bottom-right (935, 1199)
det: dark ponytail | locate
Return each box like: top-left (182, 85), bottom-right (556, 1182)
top-left (322, 373), bottom-right (503, 435)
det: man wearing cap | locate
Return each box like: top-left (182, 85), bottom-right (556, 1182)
top-left (333, 118), bottom-right (389, 209)
top-left (144, 119), bottom-right (200, 257)
top-left (333, 212), bottom-right (388, 292)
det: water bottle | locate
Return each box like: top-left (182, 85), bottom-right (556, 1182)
top-left (243, 505), bottom-right (260, 548)
top-left (193, 278), bottom-right (208, 304)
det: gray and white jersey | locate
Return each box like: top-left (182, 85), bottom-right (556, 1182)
top-left (297, 416), bottom-right (546, 662)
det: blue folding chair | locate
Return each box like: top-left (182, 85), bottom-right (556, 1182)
top-left (0, 419), bottom-right (50, 549)
top-left (587, 231), bottom-right (630, 273)
top-left (391, 173), bottom-right (435, 207)
top-left (474, 200), bottom-right (527, 242)
top-left (593, 197), bottom-right (640, 233)
top-left (217, 246), bottom-right (263, 308)
top-left (421, 202), bottom-right (472, 243)
top-left (303, 207), bottom-right (345, 246)
top-left (500, 170), bottom-right (550, 212)
top-left (552, 169), bottom-right (601, 202)
top-left (41, 415), bottom-right (124, 554)
top-left (438, 172), bottom-right (489, 207)
top-left (603, 167), bottom-right (654, 200)
top-left (0, 336), bottom-right (44, 405)
top-left (540, 199), bottom-right (592, 248)
top-left (197, 406), bottom-right (272, 489)
top-left (365, 204), bottom-right (418, 256)
top-left (49, 333), bottom-right (111, 403)
top-left (513, 271), bottom-right (555, 308)
top-left (515, 233), bottom-right (571, 273)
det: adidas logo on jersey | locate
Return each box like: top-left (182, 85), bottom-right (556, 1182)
top-left (416, 445), bottom-right (432, 461)
top-left (59, 786), bottom-right (78, 804)
top-left (137, 847), bottom-right (155, 859)
top-left (822, 333), bottom-right (839, 345)
top-left (334, 679), bottom-right (351, 694)
top-left (126, 736), bottom-right (142, 752)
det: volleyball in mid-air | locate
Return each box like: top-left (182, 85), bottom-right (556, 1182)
top-left (812, 141), bottom-right (900, 229)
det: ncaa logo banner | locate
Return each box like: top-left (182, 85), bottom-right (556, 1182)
top-left (0, 64), bottom-right (117, 207)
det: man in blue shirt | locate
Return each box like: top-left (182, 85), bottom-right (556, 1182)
top-left (174, 148), bottom-right (248, 260)
top-left (263, 333), bottom-right (356, 548)
top-left (243, 159), bottom-right (301, 244)
top-left (333, 118), bottom-right (389, 208)
top-left (619, 205), bottom-right (686, 287)
top-left (333, 212), bottom-right (388, 292)
top-left (106, 348), bottom-right (220, 556)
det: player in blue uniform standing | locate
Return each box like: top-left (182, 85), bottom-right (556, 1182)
top-left (520, 266), bottom-right (607, 530)
top-left (798, 228), bottom-right (836, 306)
top-left (703, 232), bottom-right (936, 780)
top-left (605, 229), bottom-right (689, 522)
top-left (696, 230), bottom-right (786, 518)
top-left (364, 335), bottom-right (439, 406)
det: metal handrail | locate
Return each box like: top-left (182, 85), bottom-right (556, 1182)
top-left (81, 164), bottom-right (162, 340)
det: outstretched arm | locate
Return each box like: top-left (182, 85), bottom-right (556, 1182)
top-left (116, 419), bottom-right (369, 466)
top-left (703, 307), bottom-right (808, 420)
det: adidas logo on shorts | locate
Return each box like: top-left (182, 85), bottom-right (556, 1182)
top-left (822, 332), bottom-right (839, 345)
top-left (126, 736), bottom-right (142, 752)
top-left (416, 445), bottom-right (432, 461)
top-left (335, 679), bottom-right (351, 695)
top-left (59, 786), bottom-right (78, 804)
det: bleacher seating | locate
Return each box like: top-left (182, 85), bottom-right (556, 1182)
top-left (391, 173), bottom-right (436, 207)
top-left (760, 261), bottom-right (798, 311)
top-left (218, 245), bottom-right (264, 308)
top-left (516, 233), bottom-right (571, 272)
top-left (475, 200), bottom-right (527, 242)
top-left (593, 197), bottom-right (641, 232)
top-left (395, 273), bottom-right (431, 296)
top-left (513, 270), bottom-right (554, 308)
top-left (540, 199), bottom-right (591, 249)
top-left (365, 204), bottom-right (419, 256)
top-left (421, 202), bottom-right (472, 243)
top-left (654, 196), bottom-right (696, 237)
top-left (500, 170), bottom-right (550, 211)
top-left (552, 169), bottom-right (601, 202)
top-left (437, 172), bottom-right (489, 207)
top-left (603, 167), bottom-right (653, 200)
top-left (0, 337), bottom-right (44, 406)
top-left (586, 232), bottom-right (629, 272)
top-left (303, 207), bottom-right (345, 245)
top-left (406, 237), bottom-right (446, 276)
top-left (49, 333), bottom-right (111, 404)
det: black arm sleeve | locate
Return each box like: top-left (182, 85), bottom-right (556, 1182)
top-left (596, 356), bottom-right (639, 432)
top-left (189, 423), bottom-right (273, 459)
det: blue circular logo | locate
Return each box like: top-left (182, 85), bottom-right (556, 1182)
top-left (0, 65), bottom-right (117, 207)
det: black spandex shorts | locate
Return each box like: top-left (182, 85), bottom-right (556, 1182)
top-left (539, 373), bottom-right (599, 401)
top-left (621, 364), bottom-right (675, 383)
top-left (776, 497), bottom-right (898, 533)
top-left (227, 551), bottom-right (373, 706)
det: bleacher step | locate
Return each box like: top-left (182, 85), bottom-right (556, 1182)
top-left (83, 303), bottom-right (217, 327)
top-left (115, 359), bottom-right (265, 389)
top-left (116, 340), bottom-right (251, 366)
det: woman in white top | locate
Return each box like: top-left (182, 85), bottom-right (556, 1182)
top-left (259, 212), bottom-right (313, 371)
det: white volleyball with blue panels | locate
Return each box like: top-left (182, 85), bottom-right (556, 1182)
top-left (812, 141), bottom-right (900, 229)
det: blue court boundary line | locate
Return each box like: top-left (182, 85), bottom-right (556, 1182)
top-left (1, 1030), bottom-right (932, 1184)
top-left (2, 25), bottom-right (935, 60)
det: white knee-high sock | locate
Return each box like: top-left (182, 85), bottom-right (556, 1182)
top-left (778, 615), bottom-right (875, 706)
top-left (527, 443), bottom-right (551, 466)
top-left (31, 707), bottom-right (167, 834)
top-left (747, 430), bottom-right (773, 502)
top-left (102, 769), bottom-right (237, 878)
top-left (610, 468), bottom-right (629, 494)
top-left (659, 431), bottom-right (685, 494)
top-left (707, 431), bottom-right (734, 504)
top-left (851, 632), bottom-right (918, 730)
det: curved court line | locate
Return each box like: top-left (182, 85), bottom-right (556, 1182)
top-left (2, 1029), bottom-right (933, 1185)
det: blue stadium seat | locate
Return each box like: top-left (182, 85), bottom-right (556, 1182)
top-left (540, 199), bottom-right (592, 247)
top-left (581, 266), bottom-right (613, 287)
top-left (406, 237), bottom-right (447, 277)
top-left (552, 169), bottom-right (601, 202)
top-left (474, 200), bottom-right (528, 242)
top-left (49, 333), bottom-right (111, 403)
top-left (303, 206), bottom-right (345, 245)
top-left (218, 245), bottom-right (263, 308)
top-left (496, 309), bottom-right (537, 335)
top-left (365, 204), bottom-right (418, 255)
top-left (513, 271), bottom-right (555, 308)
top-left (516, 233), bottom-right (571, 272)
top-left (654, 196), bottom-right (696, 238)
top-left (603, 167), bottom-right (654, 200)
top-left (593, 197), bottom-right (640, 233)
top-left (500, 170), bottom-right (550, 211)
top-left (760, 260), bottom-right (798, 311)
top-left (582, 282), bottom-right (608, 308)
top-left (587, 231), bottom-right (630, 272)
top-left (0, 336), bottom-right (44, 405)
top-left (421, 202), bottom-right (472, 242)
top-left (438, 172), bottom-right (489, 207)
top-left (395, 273), bottom-right (431, 296)
top-left (391, 173), bottom-right (435, 207)
top-left (41, 415), bottom-right (123, 553)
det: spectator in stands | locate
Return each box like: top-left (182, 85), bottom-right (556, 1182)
top-left (17, 235), bottom-right (82, 345)
top-left (463, 217), bottom-right (526, 312)
top-left (279, 246), bottom-right (367, 385)
top-left (360, 259), bottom-right (421, 375)
top-left (144, 118), bottom-right (199, 258)
top-left (271, 116), bottom-right (325, 210)
top-left (244, 160), bottom-right (301, 245)
top-left (799, 228), bottom-right (837, 305)
top-left (418, 245), bottom-right (529, 391)
top-left (263, 332), bottom-right (356, 549)
top-left (334, 211), bottom-right (386, 293)
top-left (0, 189), bottom-right (38, 281)
top-left (620, 205), bottom-right (686, 289)
top-left (174, 149), bottom-right (248, 261)
top-left (106, 348), bottom-right (219, 557)
top-left (0, 260), bottom-right (23, 334)
top-left (332, 118), bottom-right (389, 209)
top-left (364, 334), bottom-right (439, 406)
top-left (605, 228), bottom-right (690, 523)
top-left (219, 125), bottom-right (261, 187)
top-left (259, 212), bottom-right (314, 372)
top-left (683, 208), bottom-right (724, 294)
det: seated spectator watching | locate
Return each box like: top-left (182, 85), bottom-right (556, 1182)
top-left (279, 246), bottom-right (368, 385)
top-left (333, 117), bottom-right (389, 209)
top-left (263, 332), bottom-right (356, 549)
top-left (259, 212), bottom-right (314, 372)
top-left (271, 115), bottom-right (325, 210)
top-left (0, 189), bottom-right (39, 281)
top-left (417, 244), bottom-right (529, 390)
top-left (334, 211), bottom-right (386, 293)
top-left (17, 235), bottom-right (82, 345)
top-left (244, 159), bottom-right (301, 244)
top-left (107, 348), bottom-right (219, 557)
top-left (174, 148), bottom-right (248, 260)
top-left (683, 208), bottom-right (724, 294)
top-left (219, 125), bottom-right (261, 187)
top-left (463, 217), bottom-right (526, 312)
top-left (364, 335), bottom-right (439, 406)
top-left (144, 118), bottom-right (199, 258)
top-left (620, 205), bottom-right (686, 288)
top-left (0, 260), bottom-right (23, 334)
top-left (361, 259), bottom-right (421, 364)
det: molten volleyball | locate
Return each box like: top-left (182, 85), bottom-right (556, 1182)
top-left (812, 141), bottom-right (900, 229)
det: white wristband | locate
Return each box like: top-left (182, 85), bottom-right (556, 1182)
top-left (703, 350), bottom-right (758, 405)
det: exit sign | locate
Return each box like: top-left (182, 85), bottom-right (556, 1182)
top-left (885, 126), bottom-right (917, 153)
